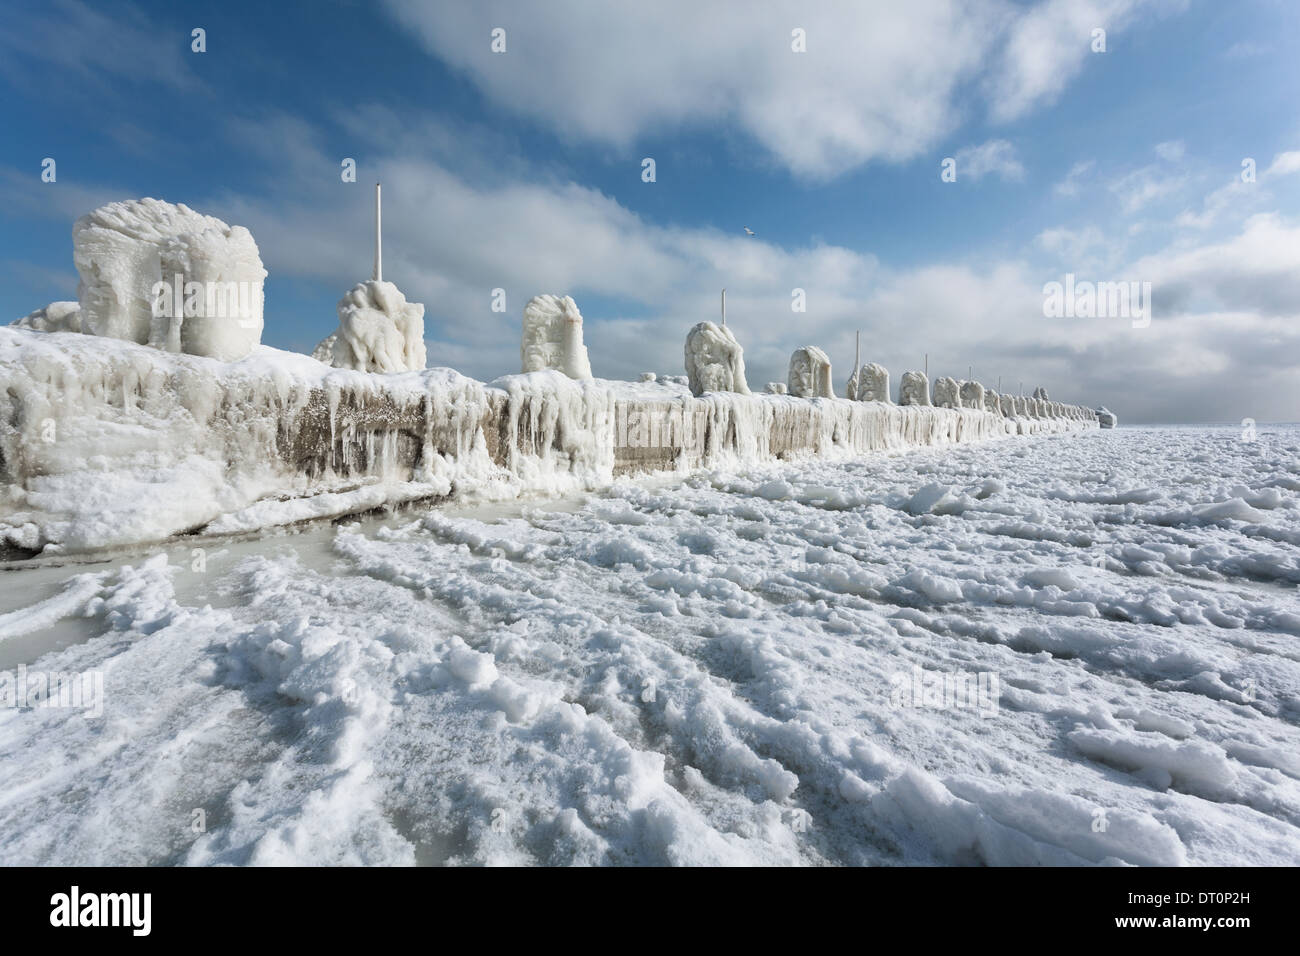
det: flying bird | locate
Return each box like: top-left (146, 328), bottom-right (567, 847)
top-left (743, 226), bottom-right (756, 237)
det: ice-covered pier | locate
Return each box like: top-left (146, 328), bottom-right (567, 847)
top-left (1, 196), bottom-right (1101, 556)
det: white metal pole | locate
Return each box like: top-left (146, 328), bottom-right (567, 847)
top-left (374, 183), bottom-right (382, 282)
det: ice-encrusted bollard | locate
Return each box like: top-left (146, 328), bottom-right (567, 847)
top-left (933, 376), bottom-right (961, 409)
top-left (959, 380), bottom-right (985, 409)
top-left (983, 388), bottom-right (1001, 414)
top-left (999, 393), bottom-right (1015, 416)
top-left (855, 363), bottom-right (891, 402)
top-left (72, 197), bottom-right (267, 360)
top-left (766, 382), bottom-right (787, 394)
top-left (899, 371), bottom-right (930, 405)
top-left (685, 321), bottom-right (750, 395)
top-left (787, 346), bottom-right (833, 398)
top-left (329, 280), bottom-right (427, 373)
top-left (521, 294), bottom-right (593, 380)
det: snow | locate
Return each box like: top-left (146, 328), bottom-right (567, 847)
top-left (933, 376), bottom-right (961, 409)
top-left (0, 424), bottom-right (1296, 865)
top-left (899, 371), bottom-right (930, 406)
top-left (787, 346), bottom-right (833, 398)
top-left (310, 333), bottom-right (337, 364)
top-left (520, 294), bottom-right (593, 380)
top-left (684, 321), bottom-right (750, 396)
top-left (959, 380), bottom-right (984, 410)
top-left (0, 326), bottom-right (1100, 557)
top-left (854, 362), bottom-right (890, 403)
top-left (72, 198), bottom-right (266, 360)
top-left (12, 302), bottom-right (81, 334)
top-left (328, 280), bottom-right (427, 373)
top-left (0, 326), bottom-right (481, 553)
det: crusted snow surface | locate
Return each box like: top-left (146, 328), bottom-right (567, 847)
top-left (0, 424), bottom-right (1297, 866)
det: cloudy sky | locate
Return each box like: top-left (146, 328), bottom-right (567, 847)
top-left (2, 0), bottom-right (1298, 422)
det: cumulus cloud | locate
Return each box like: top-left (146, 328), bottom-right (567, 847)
top-left (382, 0), bottom-right (1173, 180)
top-left (954, 140), bottom-right (1025, 181)
top-left (1053, 160), bottom-right (1096, 198)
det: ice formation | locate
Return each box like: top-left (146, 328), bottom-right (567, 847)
top-left (11, 301), bottom-right (81, 334)
top-left (1097, 407), bottom-right (1118, 428)
top-left (1033, 386), bottom-right (1050, 401)
top-left (787, 346), bottom-right (833, 398)
top-left (72, 197), bottom-right (266, 360)
top-left (766, 382), bottom-right (787, 394)
top-left (328, 280), bottom-right (427, 374)
top-left (983, 388), bottom-right (1001, 414)
top-left (933, 376), bottom-right (962, 409)
top-left (959, 380), bottom-right (985, 409)
top-left (311, 333), bottom-right (338, 364)
top-left (520, 294), bottom-right (593, 380)
top-left (849, 362), bottom-right (891, 403)
top-left (899, 371), bottom-right (930, 406)
top-left (684, 321), bottom-right (750, 396)
top-left (4, 424), bottom-right (1293, 867)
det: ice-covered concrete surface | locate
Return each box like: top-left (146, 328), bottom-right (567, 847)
top-left (0, 425), bottom-right (1297, 865)
top-left (0, 327), bottom-right (1096, 556)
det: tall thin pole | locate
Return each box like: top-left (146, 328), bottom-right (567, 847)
top-left (924, 353), bottom-right (928, 378)
top-left (968, 365), bottom-right (972, 381)
top-left (720, 288), bottom-right (726, 327)
top-left (854, 330), bottom-right (860, 374)
top-left (373, 183), bottom-right (383, 282)
top-left (998, 375), bottom-right (1002, 392)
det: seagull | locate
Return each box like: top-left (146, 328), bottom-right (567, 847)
top-left (743, 226), bottom-right (756, 237)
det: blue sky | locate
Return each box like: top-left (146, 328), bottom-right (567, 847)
top-left (2, 0), bottom-right (1298, 422)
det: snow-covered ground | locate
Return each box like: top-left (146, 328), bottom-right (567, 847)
top-left (1, 424), bottom-right (1298, 866)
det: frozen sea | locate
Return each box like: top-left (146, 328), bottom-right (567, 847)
top-left (1, 424), bottom-right (1298, 865)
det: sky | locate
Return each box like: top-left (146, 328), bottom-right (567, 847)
top-left (1, 0), bottom-right (1297, 423)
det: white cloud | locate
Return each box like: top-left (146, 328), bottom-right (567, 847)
top-left (1266, 151), bottom-right (1300, 177)
top-left (1053, 159), bottom-right (1096, 197)
top-left (983, 0), bottom-right (1147, 122)
top-left (1108, 163), bottom-right (1186, 213)
top-left (382, 0), bottom-right (1172, 180)
top-left (954, 140), bottom-right (1025, 181)
top-left (8, 102), bottom-right (1298, 423)
top-left (1154, 140), bottom-right (1185, 162)
top-left (1036, 224), bottom-right (1106, 260)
